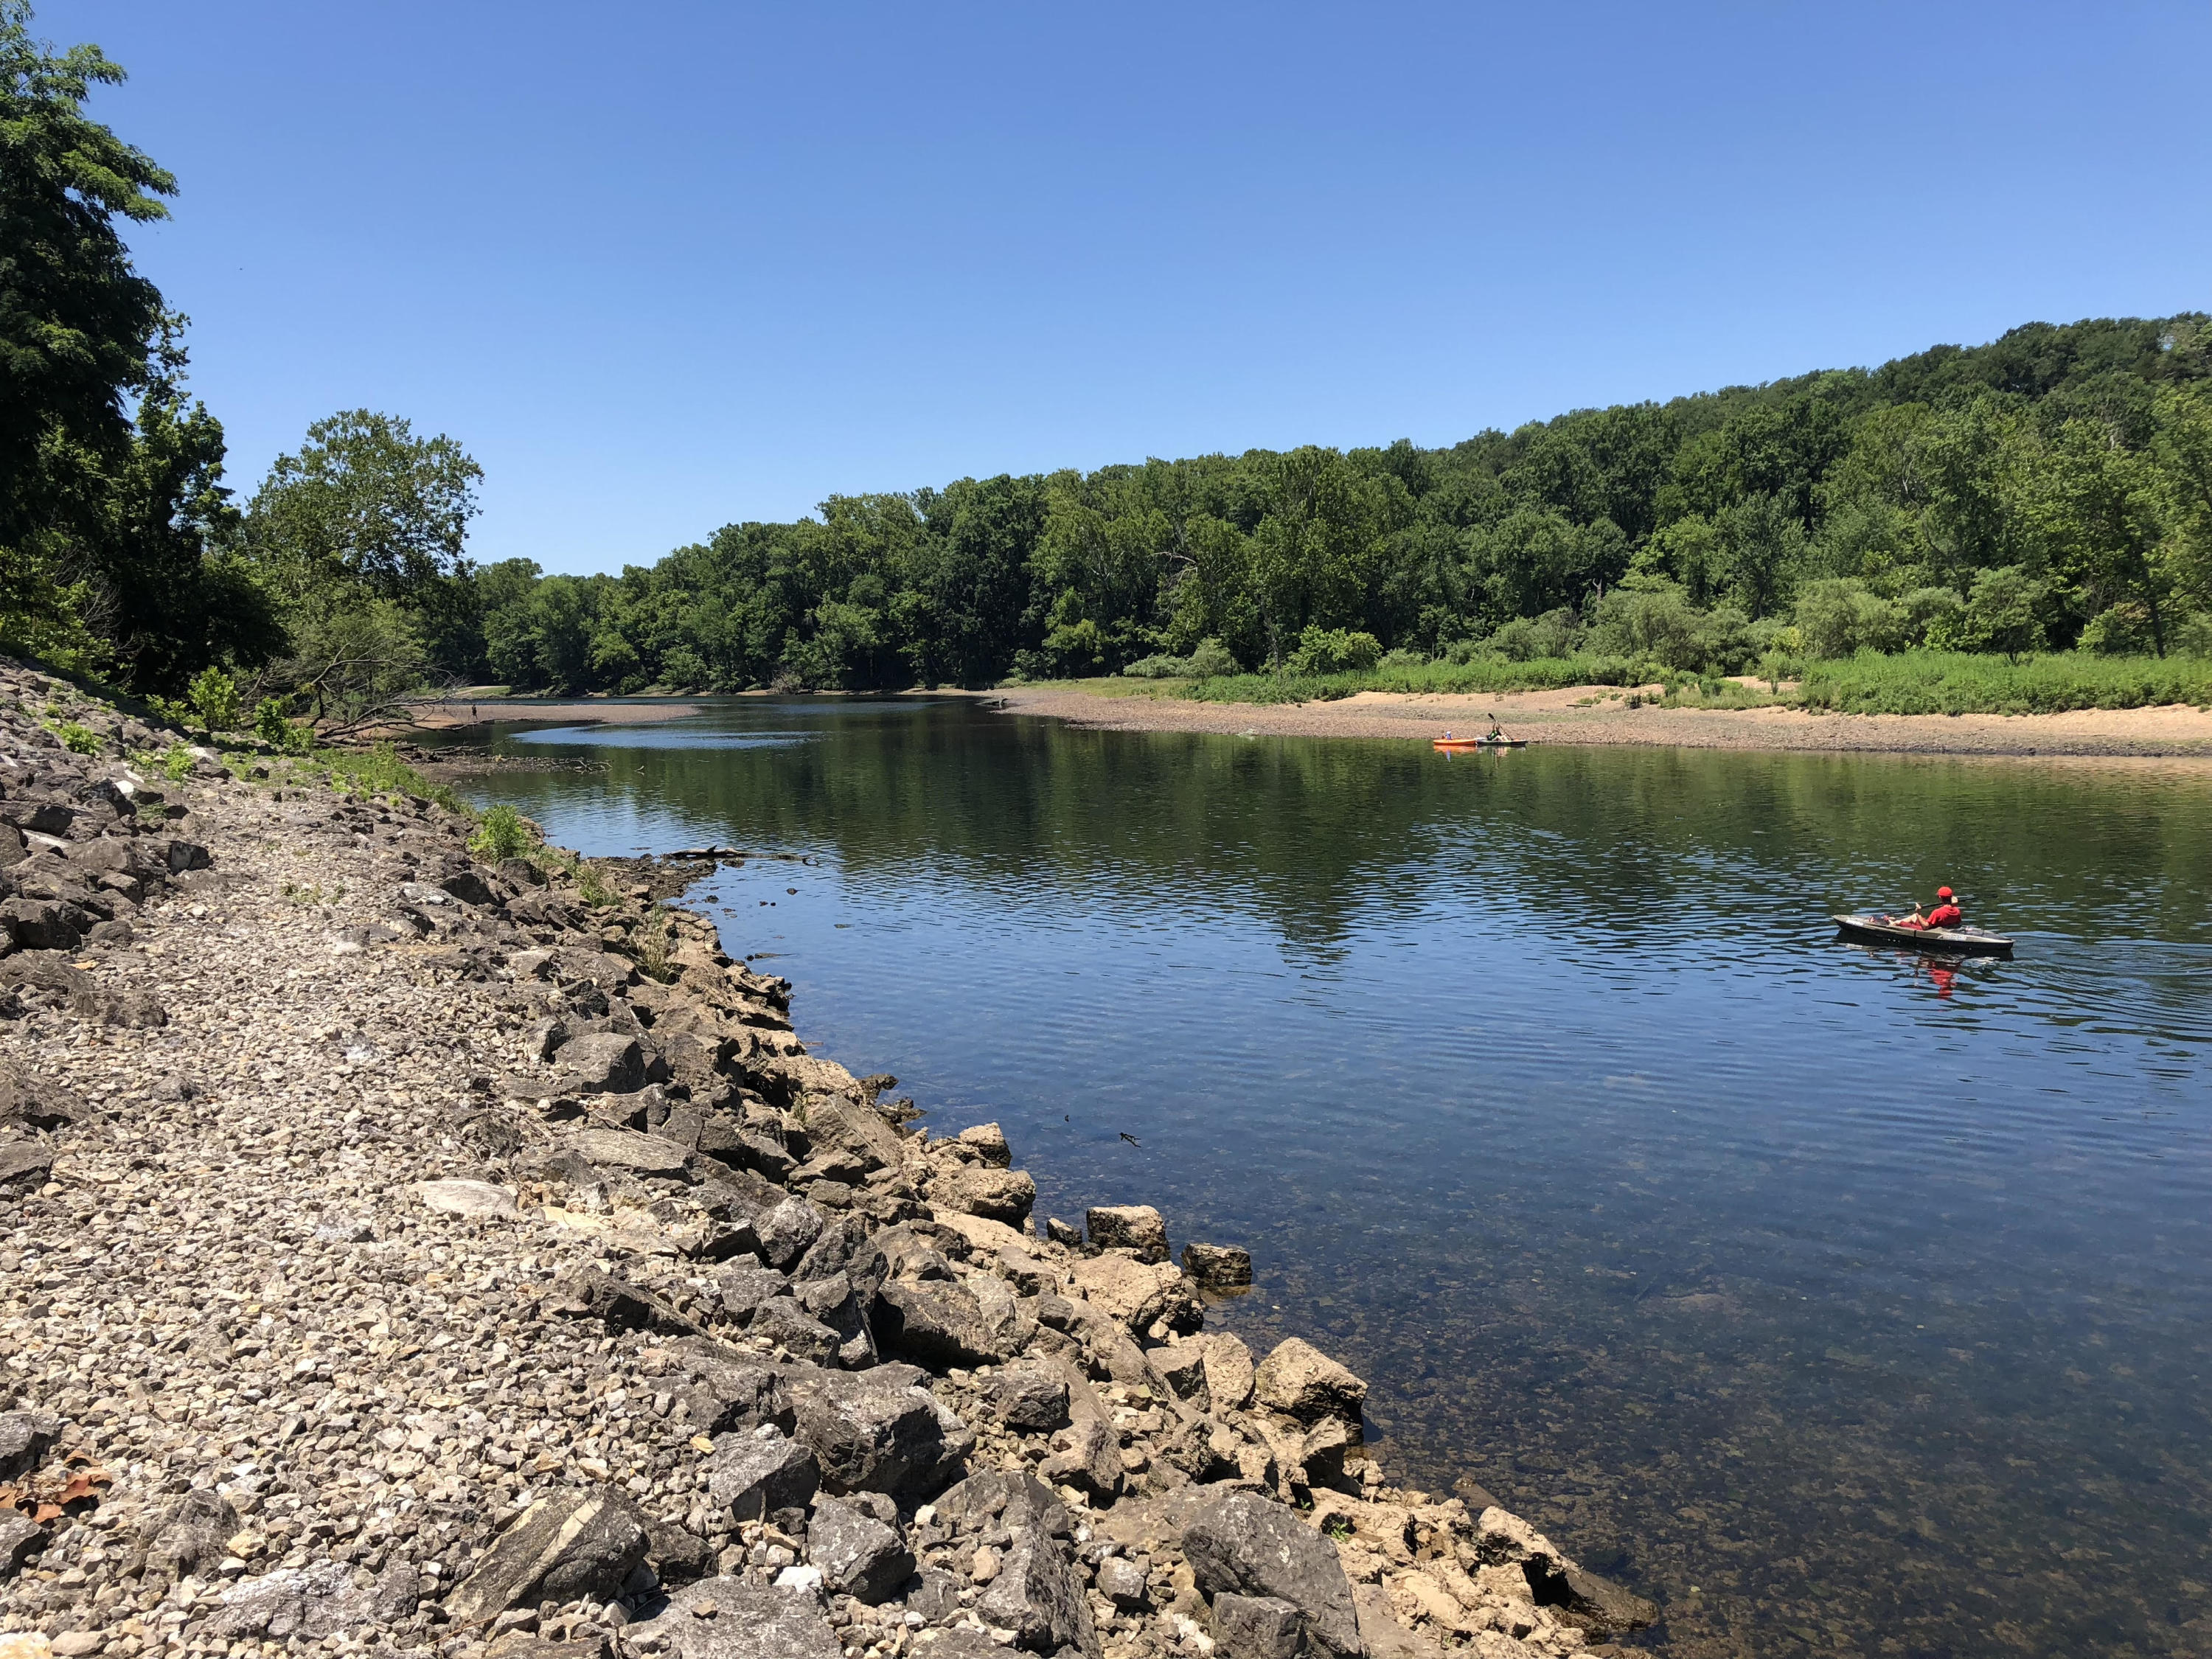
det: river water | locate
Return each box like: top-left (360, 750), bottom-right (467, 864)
top-left (445, 698), bottom-right (2212, 1658)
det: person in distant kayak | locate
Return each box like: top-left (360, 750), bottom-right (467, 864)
top-left (1485, 716), bottom-right (1506, 740)
top-left (1893, 886), bottom-right (1962, 931)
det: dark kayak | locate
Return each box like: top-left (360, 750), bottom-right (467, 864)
top-left (1833, 912), bottom-right (2014, 956)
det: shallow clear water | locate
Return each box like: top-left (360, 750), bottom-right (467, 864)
top-left (448, 699), bottom-right (2212, 1658)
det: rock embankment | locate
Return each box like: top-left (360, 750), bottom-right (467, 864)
top-left (0, 661), bottom-right (1660, 1659)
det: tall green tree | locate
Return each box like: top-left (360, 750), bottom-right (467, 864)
top-left (0, 0), bottom-right (172, 654)
top-left (245, 411), bottom-right (482, 617)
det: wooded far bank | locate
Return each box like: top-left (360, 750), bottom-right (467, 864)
top-left (7, 4), bottom-right (2211, 732)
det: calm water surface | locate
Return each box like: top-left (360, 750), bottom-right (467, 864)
top-left (448, 700), bottom-right (2212, 1659)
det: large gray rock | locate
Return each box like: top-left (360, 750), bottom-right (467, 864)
top-left (412, 1179), bottom-right (518, 1220)
top-left (1183, 1489), bottom-right (1362, 1659)
top-left (785, 1363), bottom-right (972, 1495)
top-left (1470, 1506), bottom-right (1658, 1637)
top-left (874, 1277), bottom-right (1032, 1368)
top-left (1212, 1593), bottom-right (1306, 1659)
top-left (1086, 1204), bottom-right (1169, 1262)
top-left (554, 1032), bottom-right (647, 1094)
top-left (975, 1512), bottom-right (1099, 1658)
top-left (559, 1127), bottom-right (690, 1177)
top-left (1, 1512), bottom-right (44, 1578)
top-left (1182, 1242), bottom-right (1254, 1289)
top-left (931, 1469), bottom-right (1073, 1539)
top-left (934, 1164), bottom-right (1036, 1225)
top-left (805, 1495), bottom-right (914, 1603)
top-left (801, 1093), bottom-right (905, 1172)
top-left (703, 1427), bottom-right (818, 1521)
top-left (0, 1410), bottom-right (61, 1479)
top-left (717, 1264), bottom-right (791, 1323)
top-left (0, 1139), bottom-right (54, 1186)
top-left (626, 1579), bottom-right (839, 1659)
top-left (546, 1267), bottom-right (696, 1335)
top-left (444, 1488), bottom-right (650, 1624)
top-left (748, 1297), bottom-right (842, 1366)
top-left (756, 1194), bottom-right (824, 1268)
top-left (0, 1065), bottom-right (88, 1132)
top-left (1252, 1338), bottom-right (1366, 1425)
top-left (207, 1562), bottom-right (420, 1639)
top-left (671, 1340), bottom-right (792, 1436)
top-left (142, 1488), bottom-right (239, 1579)
top-left (983, 1365), bottom-right (1070, 1433)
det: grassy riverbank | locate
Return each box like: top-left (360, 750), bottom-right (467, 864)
top-left (1057, 650), bottom-right (2212, 716)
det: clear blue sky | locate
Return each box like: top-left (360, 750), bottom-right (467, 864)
top-left (42, 1), bottom-right (2212, 577)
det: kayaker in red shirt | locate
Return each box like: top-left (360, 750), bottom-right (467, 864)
top-left (1894, 886), bottom-right (1962, 931)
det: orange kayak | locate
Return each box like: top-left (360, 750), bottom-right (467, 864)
top-left (1433, 737), bottom-right (1528, 751)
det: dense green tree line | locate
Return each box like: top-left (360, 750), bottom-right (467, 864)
top-left (468, 318), bottom-right (2212, 692)
top-left (5, 1), bottom-right (2209, 717)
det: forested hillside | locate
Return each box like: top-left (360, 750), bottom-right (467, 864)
top-left (467, 314), bottom-right (2212, 693)
top-left (5, 4), bottom-right (2210, 716)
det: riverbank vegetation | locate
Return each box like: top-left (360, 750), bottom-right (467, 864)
top-left (7, 1), bottom-right (2211, 729)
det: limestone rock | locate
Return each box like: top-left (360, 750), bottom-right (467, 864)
top-left (553, 1032), bottom-right (647, 1093)
top-left (142, 1488), bottom-right (240, 1580)
top-left (1184, 1489), bottom-right (1363, 1659)
top-left (1086, 1203), bottom-right (1169, 1262)
top-left (1182, 1241), bottom-right (1254, 1288)
top-left (1069, 1251), bottom-right (1187, 1332)
top-left (956, 1121), bottom-right (1010, 1166)
top-left (975, 1511), bottom-right (1099, 1658)
top-left (805, 1495), bottom-right (914, 1602)
top-left (412, 1178), bottom-right (518, 1220)
top-left (803, 1092), bottom-right (905, 1172)
top-left (874, 1274), bottom-right (1034, 1368)
top-left (1212, 1592), bottom-right (1307, 1659)
top-left (0, 1410), bottom-right (61, 1480)
top-left (1253, 1336), bottom-right (1367, 1424)
top-left (785, 1363), bottom-right (972, 1495)
top-left (0, 1513), bottom-right (44, 1578)
top-left (935, 1163), bottom-right (1037, 1225)
top-left (983, 1364), bottom-right (1071, 1433)
top-left (444, 1487), bottom-right (650, 1624)
top-left (703, 1427), bottom-right (819, 1521)
top-left (625, 1579), bottom-right (841, 1659)
top-left (559, 1125), bottom-right (691, 1176)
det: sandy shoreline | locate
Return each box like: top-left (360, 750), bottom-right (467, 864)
top-left (394, 698), bottom-right (708, 729)
top-left (987, 684), bottom-right (2212, 761)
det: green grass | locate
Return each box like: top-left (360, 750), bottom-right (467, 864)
top-left (1044, 649), bottom-right (2212, 716)
top-left (1796, 650), bottom-right (2212, 715)
top-left (1178, 655), bottom-right (1641, 704)
top-left (298, 741), bottom-right (470, 814)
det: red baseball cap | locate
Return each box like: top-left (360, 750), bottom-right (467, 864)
top-left (1937, 886), bottom-right (1953, 899)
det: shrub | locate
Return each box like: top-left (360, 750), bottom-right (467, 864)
top-left (1962, 566), bottom-right (2046, 663)
top-left (1375, 647), bottom-right (1429, 671)
top-left (1186, 637), bottom-right (1240, 678)
top-left (1484, 608), bottom-right (1584, 661)
top-left (1899, 586), bottom-right (1966, 649)
top-left (55, 722), bottom-right (101, 755)
top-left (187, 666), bottom-right (242, 731)
top-left (146, 694), bottom-right (192, 731)
top-left (1121, 654), bottom-right (1190, 679)
top-left (1284, 627), bottom-right (1381, 675)
top-left (161, 743), bottom-right (195, 782)
top-left (1590, 580), bottom-right (1705, 669)
top-left (469, 804), bottom-right (532, 862)
top-left (1795, 579), bottom-right (1905, 659)
top-left (254, 698), bottom-right (291, 747)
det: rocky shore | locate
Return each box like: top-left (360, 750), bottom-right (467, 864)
top-left (0, 661), bottom-right (1659, 1659)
